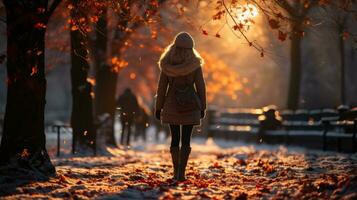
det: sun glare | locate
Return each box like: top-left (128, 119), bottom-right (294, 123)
top-left (236, 4), bottom-right (258, 22)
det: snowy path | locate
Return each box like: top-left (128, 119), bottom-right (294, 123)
top-left (1, 139), bottom-right (357, 199)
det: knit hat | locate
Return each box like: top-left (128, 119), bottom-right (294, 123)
top-left (174, 32), bottom-right (194, 48)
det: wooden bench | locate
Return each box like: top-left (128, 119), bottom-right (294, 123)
top-left (321, 109), bottom-right (357, 152)
top-left (205, 108), bottom-right (357, 152)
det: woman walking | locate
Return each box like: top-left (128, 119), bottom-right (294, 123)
top-left (155, 32), bottom-right (206, 181)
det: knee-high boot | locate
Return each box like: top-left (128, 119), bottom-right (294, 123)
top-left (170, 147), bottom-right (180, 180)
top-left (178, 146), bottom-right (191, 181)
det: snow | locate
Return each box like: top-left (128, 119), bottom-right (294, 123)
top-left (1, 136), bottom-right (357, 199)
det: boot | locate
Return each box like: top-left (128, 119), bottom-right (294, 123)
top-left (170, 147), bottom-right (180, 180)
top-left (178, 146), bottom-right (191, 181)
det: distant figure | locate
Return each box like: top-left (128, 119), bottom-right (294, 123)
top-left (155, 32), bottom-right (206, 181)
top-left (259, 106), bottom-right (282, 134)
top-left (134, 106), bottom-right (149, 142)
top-left (117, 88), bottom-right (139, 146)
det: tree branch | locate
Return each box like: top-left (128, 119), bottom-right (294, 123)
top-left (274, 0), bottom-right (297, 18)
top-left (112, 0), bottom-right (167, 47)
top-left (221, 0), bottom-right (262, 52)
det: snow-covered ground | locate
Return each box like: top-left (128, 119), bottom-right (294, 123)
top-left (1, 136), bottom-right (357, 199)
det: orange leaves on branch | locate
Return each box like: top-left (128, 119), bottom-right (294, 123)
top-left (37, 7), bottom-right (46, 14)
top-left (303, 18), bottom-right (311, 26)
top-left (268, 18), bottom-right (280, 29)
top-left (71, 25), bottom-right (79, 31)
top-left (149, 0), bottom-right (159, 8)
top-left (67, 4), bottom-right (74, 10)
top-left (233, 23), bottom-right (244, 30)
top-left (129, 72), bottom-right (137, 80)
top-left (318, 0), bottom-right (330, 6)
top-left (31, 66), bottom-right (38, 76)
top-left (111, 57), bottom-right (128, 73)
top-left (275, 12), bottom-right (284, 19)
top-left (213, 10), bottom-right (225, 20)
top-left (151, 30), bottom-right (157, 39)
top-left (201, 52), bottom-right (246, 102)
top-left (86, 77), bottom-right (96, 86)
top-left (34, 23), bottom-right (47, 29)
top-left (342, 31), bottom-right (349, 40)
top-left (278, 31), bottom-right (287, 41)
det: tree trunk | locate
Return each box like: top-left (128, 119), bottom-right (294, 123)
top-left (69, 2), bottom-right (96, 154)
top-left (287, 21), bottom-right (303, 110)
top-left (0, 2), bottom-right (54, 174)
top-left (338, 26), bottom-right (346, 105)
top-left (94, 10), bottom-right (117, 147)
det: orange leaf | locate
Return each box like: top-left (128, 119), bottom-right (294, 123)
top-left (342, 31), bottom-right (349, 40)
top-left (278, 31), bottom-right (287, 41)
top-left (34, 23), bottom-right (47, 29)
top-left (268, 19), bottom-right (280, 29)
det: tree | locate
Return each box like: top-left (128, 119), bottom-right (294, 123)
top-left (93, 7), bottom-right (117, 146)
top-left (197, 0), bottom-right (356, 109)
top-left (275, 0), bottom-right (312, 109)
top-left (92, 0), bottom-right (163, 147)
top-left (322, 5), bottom-right (355, 105)
top-left (0, 0), bottom-right (62, 175)
top-left (69, 0), bottom-right (96, 154)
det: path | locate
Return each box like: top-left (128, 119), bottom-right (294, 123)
top-left (1, 139), bottom-right (357, 199)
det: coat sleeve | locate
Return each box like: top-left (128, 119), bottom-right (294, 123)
top-left (155, 71), bottom-right (169, 111)
top-left (194, 67), bottom-right (206, 111)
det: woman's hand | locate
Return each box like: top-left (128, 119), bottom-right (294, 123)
top-left (200, 110), bottom-right (205, 119)
top-left (155, 110), bottom-right (161, 120)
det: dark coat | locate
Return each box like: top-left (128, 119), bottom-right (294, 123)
top-left (117, 90), bottom-right (139, 123)
top-left (155, 67), bottom-right (206, 125)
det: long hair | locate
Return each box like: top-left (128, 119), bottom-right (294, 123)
top-left (158, 43), bottom-right (204, 67)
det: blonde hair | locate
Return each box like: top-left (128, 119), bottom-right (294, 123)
top-left (158, 43), bottom-right (204, 67)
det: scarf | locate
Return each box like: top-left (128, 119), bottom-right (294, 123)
top-left (159, 49), bottom-right (202, 77)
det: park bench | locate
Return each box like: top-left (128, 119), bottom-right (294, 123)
top-left (205, 107), bottom-right (356, 152)
top-left (321, 108), bottom-right (357, 152)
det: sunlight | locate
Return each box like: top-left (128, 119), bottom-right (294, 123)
top-left (236, 4), bottom-right (258, 23)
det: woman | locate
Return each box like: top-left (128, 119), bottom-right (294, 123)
top-left (155, 32), bottom-right (206, 181)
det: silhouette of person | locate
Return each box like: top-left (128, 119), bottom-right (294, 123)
top-left (259, 107), bottom-right (282, 134)
top-left (155, 32), bottom-right (206, 181)
top-left (117, 88), bottom-right (139, 146)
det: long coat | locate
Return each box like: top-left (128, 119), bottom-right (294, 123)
top-left (155, 67), bottom-right (206, 125)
